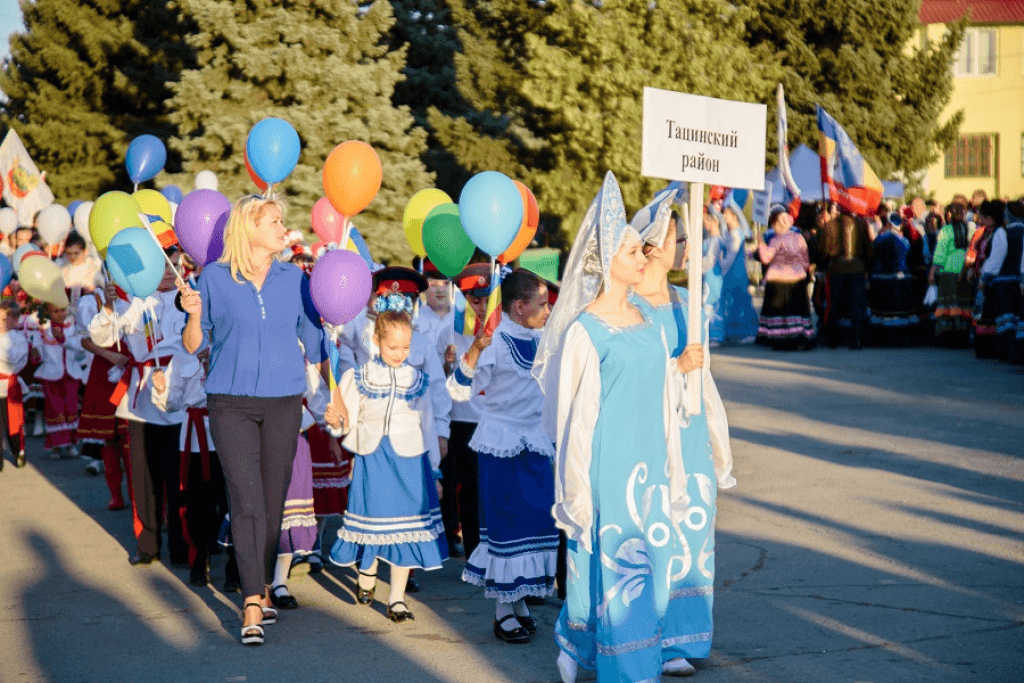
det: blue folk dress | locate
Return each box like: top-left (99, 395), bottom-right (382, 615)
top-left (329, 358), bottom-right (447, 570)
top-left (720, 230), bottom-right (760, 342)
top-left (647, 286), bottom-right (719, 662)
top-left (553, 301), bottom-right (689, 683)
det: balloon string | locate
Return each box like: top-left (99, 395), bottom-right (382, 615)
top-left (340, 216), bottom-right (351, 252)
top-left (100, 262), bottom-right (121, 352)
top-left (133, 183), bottom-right (138, 193)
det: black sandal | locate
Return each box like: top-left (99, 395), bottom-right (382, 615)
top-left (493, 614), bottom-right (531, 644)
top-left (387, 601), bottom-right (415, 623)
top-left (241, 602), bottom-right (265, 645)
top-left (356, 571), bottom-right (376, 605)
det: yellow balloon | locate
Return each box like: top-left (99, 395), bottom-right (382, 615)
top-left (133, 188), bottom-right (177, 248)
top-left (403, 188), bottom-right (452, 257)
top-left (19, 255), bottom-right (69, 308)
top-left (90, 191), bottom-right (143, 257)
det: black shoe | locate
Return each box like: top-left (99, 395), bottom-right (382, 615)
top-left (405, 576), bottom-right (420, 593)
top-left (189, 561), bottom-right (210, 587)
top-left (356, 571), bottom-right (376, 605)
top-left (270, 585), bottom-right (299, 610)
top-left (15, 451), bottom-right (25, 468)
top-left (448, 541), bottom-right (465, 558)
top-left (129, 552), bottom-right (159, 566)
top-left (517, 614), bottom-right (538, 634)
top-left (493, 615), bottom-right (531, 644)
top-left (387, 601), bottom-right (415, 623)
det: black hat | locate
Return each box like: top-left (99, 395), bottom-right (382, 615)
top-left (372, 266), bottom-right (427, 296)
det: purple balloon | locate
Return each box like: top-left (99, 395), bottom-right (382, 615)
top-left (175, 189), bottom-right (231, 266)
top-left (310, 249), bottom-right (372, 325)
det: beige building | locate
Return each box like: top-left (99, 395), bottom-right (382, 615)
top-left (918, 0), bottom-right (1024, 201)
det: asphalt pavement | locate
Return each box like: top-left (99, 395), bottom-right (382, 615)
top-left (1, 343), bottom-right (1021, 682)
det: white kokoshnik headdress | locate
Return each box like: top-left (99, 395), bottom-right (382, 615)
top-left (533, 171), bottom-right (639, 393)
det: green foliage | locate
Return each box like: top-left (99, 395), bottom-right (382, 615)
top-left (0, 0), bottom-right (195, 203)
top-left (739, 0), bottom-right (965, 180)
top-left (167, 0), bottom-right (433, 264)
top-left (430, 0), bottom-right (780, 241)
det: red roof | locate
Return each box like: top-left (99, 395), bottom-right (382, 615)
top-left (919, 0), bottom-right (1024, 24)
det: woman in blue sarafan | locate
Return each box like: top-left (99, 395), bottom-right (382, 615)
top-left (632, 186), bottom-right (738, 677)
top-left (536, 173), bottom-right (732, 683)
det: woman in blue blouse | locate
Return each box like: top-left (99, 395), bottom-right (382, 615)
top-left (180, 196), bottom-right (327, 646)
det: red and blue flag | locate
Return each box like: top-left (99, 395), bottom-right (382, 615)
top-left (817, 105), bottom-right (883, 216)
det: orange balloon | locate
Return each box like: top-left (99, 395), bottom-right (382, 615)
top-left (498, 181), bottom-right (540, 264)
top-left (245, 143), bottom-right (268, 192)
top-left (322, 141), bottom-right (382, 217)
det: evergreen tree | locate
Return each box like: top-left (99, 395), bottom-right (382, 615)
top-left (387, 0), bottom-right (470, 195)
top-left (169, 0), bottom-right (432, 264)
top-left (0, 0), bottom-right (196, 203)
top-left (430, 0), bottom-right (780, 240)
top-left (738, 0), bottom-right (965, 181)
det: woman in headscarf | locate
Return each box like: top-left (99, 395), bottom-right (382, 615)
top-left (756, 205), bottom-right (815, 349)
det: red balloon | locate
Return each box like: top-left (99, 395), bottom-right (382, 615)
top-left (311, 197), bottom-right (344, 243)
top-left (245, 143), bottom-right (268, 192)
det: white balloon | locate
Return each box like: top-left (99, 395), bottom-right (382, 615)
top-left (73, 201), bottom-right (94, 243)
top-left (169, 201), bottom-right (178, 223)
top-left (195, 170), bottom-right (219, 191)
top-left (37, 204), bottom-right (73, 246)
top-left (0, 207), bottom-right (17, 235)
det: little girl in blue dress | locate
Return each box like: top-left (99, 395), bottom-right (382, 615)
top-left (327, 306), bottom-right (446, 623)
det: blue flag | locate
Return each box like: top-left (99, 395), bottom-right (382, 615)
top-left (108, 243), bottom-right (145, 276)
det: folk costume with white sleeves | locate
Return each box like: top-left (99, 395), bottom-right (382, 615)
top-left (32, 316), bottom-right (86, 451)
top-left (634, 188), bottom-right (737, 667)
top-left (448, 314), bottom-right (559, 604)
top-left (535, 172), bottom-right (702, 683)
top-left (328, 356), bottom-right (447, 571)
top-left (0, 327), bottom-right (29, 463)
top-left (90, 288), bottom-right (188, 563)
top-left (151, 351), bottom-right (228, 584)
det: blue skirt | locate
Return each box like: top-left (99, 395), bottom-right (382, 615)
top-left (329, 436), bottom-right (447, 570)
top-left (463, 448), bottom-right (558, 602)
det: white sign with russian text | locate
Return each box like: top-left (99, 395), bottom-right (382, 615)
top-left (642, 87), bottom-right (767, 190)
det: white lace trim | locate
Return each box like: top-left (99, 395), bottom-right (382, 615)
top-left (336, 525), bottom-right (444, 545)
top-left (463, 544), bottom-right (558, 602)
top-left (312, 477), bottom-right (351, 489)
top-left (280, 514), bottom-right (317, 530)
top-left (470, 424), bottom-right (555, 459)
top-left (461, 571), bottom-right (555, 602)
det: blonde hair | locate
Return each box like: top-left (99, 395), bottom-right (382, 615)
top-left (220, 195), bottom-right (287, 283)
top-left (373, 310), bottom-right (413, 340)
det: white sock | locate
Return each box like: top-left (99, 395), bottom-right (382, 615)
top-left (511, 599), bottom-right (530, 618)
top-left (388, 565), bottom-right (410, 606)
top-left (557, 651), bottom-right (578, 683)
top-left (272, 553), bottom-right (291, 591)
top-left (357, 559), bottom-right (379, 590)
top-left (495, 600), bottom-right (521, 631)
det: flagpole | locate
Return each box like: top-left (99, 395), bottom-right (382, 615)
top-left (137, 213), bottom-right (185, 286)
top-left (685, 182), bottom-right (703, 416)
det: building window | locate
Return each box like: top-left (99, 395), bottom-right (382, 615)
top-left (945, 134), bottom-right (993, 178)
top-left (953, 27), bottom-right (997, 76)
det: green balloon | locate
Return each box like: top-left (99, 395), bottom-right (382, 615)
top-left (89, 191), bottom-right (143, 256)
top-left (423, 203), bottom-right (475, 277)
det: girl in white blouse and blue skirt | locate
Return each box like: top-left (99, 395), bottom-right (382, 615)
top-left (447, 268), bottom-right (557, 644)
top-left (327, 304), bottom-right (446, 623)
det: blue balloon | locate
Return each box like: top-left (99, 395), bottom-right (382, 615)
top-left (0, 254), bottom-right (11, 291)
top-left (67, 200), bottom-right (83, 217)
top-left (246, 117), bottom-right (301, 186)
top-left (160, 185), bottom-right (183, 205)
top-left (349, 226), bottom-right (374, 269)
top-left (458, 171), bottom-right (523, 258)
top-left (105, 227), bottom-right (165, 298)
top-left (126, 135), bottom-right (167, 185)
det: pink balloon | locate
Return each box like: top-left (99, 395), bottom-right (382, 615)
top-left (309, 249), bottom-right (371, 325)
top-left (311, 197), bottom-right (344, 244)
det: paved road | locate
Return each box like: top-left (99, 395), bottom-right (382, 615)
top-left (1, 344), bottom-right (1021, 683)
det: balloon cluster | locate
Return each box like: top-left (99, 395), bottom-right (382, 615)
top-left (403, 172), bottom-right (539, 278)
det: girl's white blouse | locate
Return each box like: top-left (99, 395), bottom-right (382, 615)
top-left (447, 317), bottom-right (554, 459)
top-left (337, 358), bottom-right (440, 470)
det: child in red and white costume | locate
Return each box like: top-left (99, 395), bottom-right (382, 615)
top-left (32, 302), bottom-right (87, 457)
top-left (0, 300), bottom-right (29, 469)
